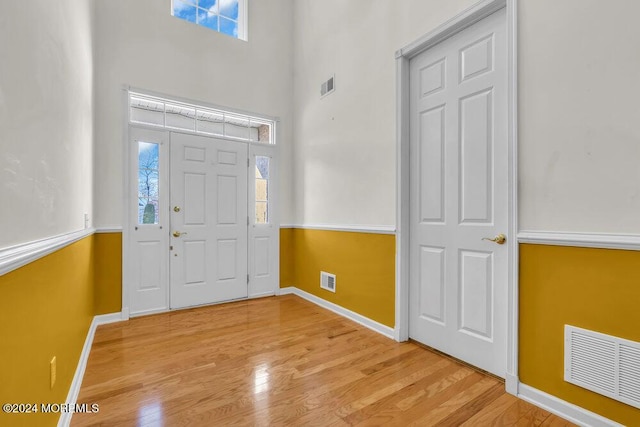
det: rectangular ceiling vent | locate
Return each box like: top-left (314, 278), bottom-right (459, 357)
top-left (565, 325), bottom-right (640, 409)
top-left (320, 271), bottom-right (336, 293)
top-left (320, 75), bottom-right (335, 97)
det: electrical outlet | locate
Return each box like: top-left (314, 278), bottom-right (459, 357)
top-left (50, 356), bottom-right (56, 389)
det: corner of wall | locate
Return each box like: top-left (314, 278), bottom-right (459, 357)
top-left (281, 227), bottom-right (395, 329)
top-left (93, 232), bottom-right (123, 315)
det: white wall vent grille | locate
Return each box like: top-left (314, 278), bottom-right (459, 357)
top-left (565, 325), bottom-right (640, 409)
top-left (320, 76), bottom-right (335, 97)
top-left (320, 271), bottom-right (336, 293)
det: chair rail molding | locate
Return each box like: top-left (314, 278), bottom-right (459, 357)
top-left (0, 229), bottom-right (95, 276)
top-left (517, 231), bottom-right (640, 251)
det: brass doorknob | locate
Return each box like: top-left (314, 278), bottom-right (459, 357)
top-left (482, 234), bottom-right (506, 245)
top-left (173, 206), bottom-right (181, 212)
top-left (172, 231), bottom-right (187, 238)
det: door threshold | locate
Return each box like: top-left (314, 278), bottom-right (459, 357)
top-left (409, 338), bottom-right (505, 383)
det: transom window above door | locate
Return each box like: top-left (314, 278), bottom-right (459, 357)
top-left (129, 92), bottom-right (275, 144)
top-left (172, 0), bottom-right (247, 40)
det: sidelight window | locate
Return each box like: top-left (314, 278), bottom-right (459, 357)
top-left (138, 142), bottom-right (160, 224)
top-left (255, 156), bottom-right (270, 224)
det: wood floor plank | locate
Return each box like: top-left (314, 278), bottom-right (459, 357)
top-left (410, 377), bottom-right (501, 426)
top-left (459, 392), bottom-right (523, 426)
top-left (540, 414), bottom-right (579, 427)
top-left (71, 295), bottom-right (575, 426)
top-left (342, 362), bottom-right (469, 425)
top-left (336, 359), bottom-right (454, 419)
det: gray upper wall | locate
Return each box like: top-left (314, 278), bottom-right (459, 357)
top-left (3, 0), bottom-right (639, 248)
top-left (0, 0), bottom-right (95, 248)
top-left (292, 0), bottom-right (640, 233)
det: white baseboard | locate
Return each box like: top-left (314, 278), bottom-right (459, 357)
top-left (517, 383), bottom-right (623, 427)
top-left (279, 287), bottom-right (395, 339)
top-left (58, 312), bottom-right (123, 427)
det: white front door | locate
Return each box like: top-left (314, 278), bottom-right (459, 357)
top-left (409, 8), bottom-right (508, 377)
top-left (169, 132), bottom-right (248, 308)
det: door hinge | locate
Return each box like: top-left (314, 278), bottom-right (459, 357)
top-left (247, 216), bottom-right (249, 226)
top-left (247, 274), bottom-right (250, 284)
top-left (247, 158), bottom-right (250, 167)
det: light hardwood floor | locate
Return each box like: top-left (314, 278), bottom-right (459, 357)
top-left (72, 295), bottom-right (573, 426)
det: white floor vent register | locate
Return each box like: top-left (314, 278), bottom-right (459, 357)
top-left (565, 325), bottom-right (640, 409)
top-left (320, 271), bottom-right (336, 293)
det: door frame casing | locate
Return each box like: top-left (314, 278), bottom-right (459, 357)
top-left (394, 0), bottom-right (519, 394)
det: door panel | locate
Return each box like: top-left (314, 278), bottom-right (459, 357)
top-left (138, 241), bottom-right (163, 290)
top-left (419, 106), bottom-right (446, 223)
top-left (460, 89), bottom-right (493, 223)
top-left (409, 8), bottom-right (508, 377)
top-left (217, 239), bottom-right (237, 280)
top-left (254, 237), bottom-right (270, 277)
top-left (183, 240), bottom-right (206, 284)
top-left (459, 249), bottom-right (493, 339)
top-left (460, 35), bottom-right (494, 81)
top-left (217, 175), bottom-right (238, 224)
top-left (420, 58), bottom-right (446, 96)
top-left (184, 173), bottom-right (206, 224)
top-left (170, 132), bottom-right (248, 308)
top-left (418, 246), bottom-right (445, 324)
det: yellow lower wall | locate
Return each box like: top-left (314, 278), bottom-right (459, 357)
top-left (520, 244), bottom-right (640, 425)
top-left (94, 232), bottom-right (122, 315)
top-left (0, 232), bottom-right (122, 426)
top-left (0, 236), bottom-right (96, 427)
top-left (279, 228), bottom-right (295, 288)
top-left (281, 228), bottom-right (395, 328)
